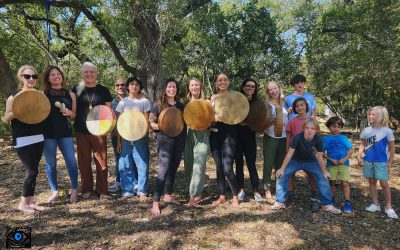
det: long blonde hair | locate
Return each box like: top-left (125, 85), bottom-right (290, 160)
top-left (266, 81), bottom-right (284, 105)
top-left (185, 77), bottom-right (205, 104)
top-left (17, 65), bottom-right (39, 89)
top-left (368, 106), bottom-right (389, 127)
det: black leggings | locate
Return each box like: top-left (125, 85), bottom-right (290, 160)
top-left (210, 123), bottom-right (239, 196)
top-left (16, 142), bottom-right (44, 197)
top-left (235, 125), bottom-right (259, 192)
top-left (153, 134), bottom-right (185, 202)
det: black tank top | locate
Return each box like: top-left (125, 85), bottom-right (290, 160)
top-left (10, 90), bottom-right (45, 145)
top-left (44, 88), bottom-right (73, 139)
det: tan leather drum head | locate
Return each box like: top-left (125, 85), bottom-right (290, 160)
top-left (12, 89), bottom-right (51, 124)
top-left (86, 105), bottom-right (116, 136)
top-left (246, 100), bottom-right (273, 132)
top-left (214, 91), bottom-right (249, 125)
top-left (183, 100), bottom-right (214, 131)
top-left (274, 106), bottom-right (284, 137)
top-left (117, 110), bottom-right (148, 141)
top-left (158, 107), bottom-right (184, 137)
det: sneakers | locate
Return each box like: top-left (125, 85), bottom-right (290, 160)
top-left (322, 205), bottom-right (341, 214)
top-left (385, 208), bottom-right (398, 219)
top-left (108, 182), bottom-right (121, 192)
top-left (238, 191), bottom-right (245, 202)
top-left (254, 193), bottom-right (265, 204)
top-left (343, 200), bottom-right (352, 213)
top-left (365, 203), bottom-right (381, 212)
top-left (270, 201), bottom-right (286, 210)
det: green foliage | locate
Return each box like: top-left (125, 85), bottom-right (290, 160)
top-left (305, 0), bottom-right (400, 123)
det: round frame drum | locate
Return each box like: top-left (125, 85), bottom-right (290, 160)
top-left (246, 100), bottom-right (273, 133)
top-left (214, 91), bottom-right (249, 125)
top-left (183, 100), bottom-right (214, 131)
top-left (86, 105), bottom-right (116, 136)
top-left (158, 107), bottom-right (184, 137)
top-left (12, 89), bottom-right (51, 124)
top-left (117, 110), bottom-right (148, 141)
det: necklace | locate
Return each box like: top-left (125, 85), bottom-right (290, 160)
top-left (85, 85), bottom-right (97, 110)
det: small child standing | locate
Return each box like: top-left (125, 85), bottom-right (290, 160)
top-left (323, 117), bottom-right (353, 213)
top-left (358, 106), bottom-right (397, 219)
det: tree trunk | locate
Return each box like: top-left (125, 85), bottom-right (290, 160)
top-left (132, 4), bottom-right (163, 102)
top-left (0, 49), bottom-right (16, 96)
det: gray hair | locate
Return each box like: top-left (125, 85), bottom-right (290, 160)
top-left (81, 62), bottom-right (97, 73)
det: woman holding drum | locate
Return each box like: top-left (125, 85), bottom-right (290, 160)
top-left (210, 72), bottom-right (240, 207)
top-left (150, 78), bottom-right (186, 216)
top-left (263, 81), bottom-right (288, 204)
top-left (235, 78), bottom-right (264, 203)
top-left (72, 62), bottom-right (113, 200)
top-left (2, 65), bottom-right (47, 212)
top-left (42, 66), bottom-right (79, 203)
top-left (183, 78), bottom-right (211, 207)
top-left (115, 76), bottom-right (150, 202)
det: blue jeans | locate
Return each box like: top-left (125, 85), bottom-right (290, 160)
top-left (111, 135), bottom-right (121, 183)
top-left (119, 137), bottom-right (149, 196)
top-left (43, 137), bottom-right (78, 191)
top-left (276, 160), bottom-right (333, 206)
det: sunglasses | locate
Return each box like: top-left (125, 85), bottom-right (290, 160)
top-left (115, 84), bottom-right (125, 87)
top-left (22, 74), bottom-right (39, 80)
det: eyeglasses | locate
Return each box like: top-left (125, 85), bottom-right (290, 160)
top-left (245, 85), bottom-right (255, 89)
top-left (22, 74), bottom-right (38, 80)
top-left (115, 84), bottom-right (125, 87)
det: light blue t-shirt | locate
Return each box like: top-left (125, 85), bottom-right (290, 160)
top-left (360, 127), bottom-right (395, 163)
top-left (285, 92), bottom-right (317, 120)
top-left (323, 134), bottom-right (352, 167)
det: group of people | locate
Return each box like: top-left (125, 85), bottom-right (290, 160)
top-left (2, 63), bottom-right (397, 219)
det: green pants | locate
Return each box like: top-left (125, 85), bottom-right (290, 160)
top-left (263, 134), bottom-right (286, 190)
top-left (184, 129), bottom-right (210, 198)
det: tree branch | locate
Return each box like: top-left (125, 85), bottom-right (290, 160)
top-left (182, 0), bottom-right (211, 17)
top-left (0, 0), bottom-right (137, 74)
top-left (17, 9), bottom-right (78, 45)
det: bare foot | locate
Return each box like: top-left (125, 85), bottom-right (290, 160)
top-left (139, 195), bottom-right (148, 202)
top-left (231, 196), bottom-right (239, 208)
top-left (212, 196), bottom-right (226, 206)
top-left (163, 195), bottom-right (181, 205)
top-left (194, 196), bottom-right (202, 203)
top-left (99, 194), bottom-right (111, 200)
top-left (69, 189), bottom-right (78, 203)
top-left (188, 198), bottom-right (202, 208)
top-left (151, 202), bottom-right (161, 216)
top-left (18, 204), bottom-right (35, 213)
top-left (48, 191), bottom-right (58, 203)
top-left (265, 191), bottom-right (275, 205)
top-left (29, 204), bottom-right (46, 211)
top-left (119, 195), bottom-right (130, 201)
top-left (82, 192), bottom-right (92, 199)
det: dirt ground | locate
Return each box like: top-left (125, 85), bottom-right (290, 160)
top-left (0, 132), bottom-right (399, 250)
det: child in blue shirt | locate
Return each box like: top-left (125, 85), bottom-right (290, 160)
top-left (323, 117), bottom-right (353, 213)
top-left (358, 106), bottom-right (397, 219)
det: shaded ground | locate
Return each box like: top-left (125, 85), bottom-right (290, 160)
top-left (0, 132), bottom-right (399, 249)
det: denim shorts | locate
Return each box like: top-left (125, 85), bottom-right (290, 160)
top-left (363, 161), bottom-right (388, 180)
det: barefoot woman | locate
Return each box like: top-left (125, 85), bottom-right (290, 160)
top-left (150, 79), bottom-right (186, 215)
top-left (210, 73), bottom-right (239, 207)
top-left (2, 65), bottom-right (46, 212)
